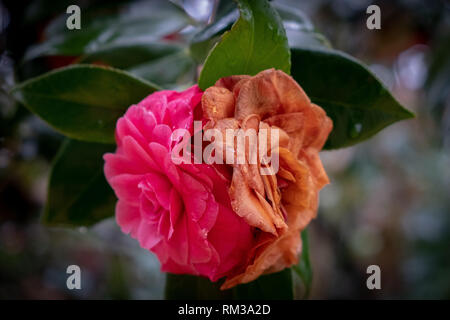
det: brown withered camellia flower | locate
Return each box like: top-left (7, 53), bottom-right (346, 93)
top-left (201, 68), bottom-right (333, 289)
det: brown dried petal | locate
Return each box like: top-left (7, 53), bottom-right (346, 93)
top-left (200, 69), bottom-right (333, 289)
top-left (202, 86), bottom-right (235, 122)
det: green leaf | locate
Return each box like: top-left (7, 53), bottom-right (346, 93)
top-left (292, 229), bottom-right (313, 299)
top-left (272, 2), bottom-right (331, 50)
top-left (198, 0), bottom-right (291, 90)
top-left (165, 269), bottom-right (293, 300)
top-left (43, 139), bottom-right (116, 227)
top-left (232, 269), bottom-right (294, 300)
top-left (286, 29), bottom-right (332, 49)
top-left (291, 48), bottom-right (414, 149)
top-left (11, 64), bottom-right (159, 143)
top-left (165, 274), bottom-right (233, 300)
top-left (79, 41), bottom-right (182, 70)
top-left (24, 0), bottom-right (191, 63)
top-left (189, 9), bottom-right (238, 63)
top-left (190, 1), bottom-right (329, 65)
top-left (128, 51), bottom-right (196, 87)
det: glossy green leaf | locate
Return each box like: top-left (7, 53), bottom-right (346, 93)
top-left (291, 48), bottom-right (414, 149)
top-left (293, 229), bottom-right (313, 299)
top-left (128, 51), bottom-right (196, 87)
top-left (79, 41), bottom-right (182, 70)
top-left (24, 0), bottom-right (191, 64)
top-left (165, 269), bottom-right (293, 300)
top-left (286, 29), bottom-right (332, 49)
top-left (11, 64), bottom-right (159, 143)
top-left (275, 2), bottom-right (332, 51)
top-left (189, 9), bottom-right (238, 63)
top-left (198, 0), bottom-right (291, 90)
top-left (273, 3), bottom-right (312, 28)
top-left (43, 139), bottom-right (116, 226)
top-left (273, 2), bottom-right (331, 50)
top-left (190, 1), bottom-right (329, 65)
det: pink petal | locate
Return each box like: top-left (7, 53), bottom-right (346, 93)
top-left (151, 124), bottom-right (172, 149)
top-left (104, 153), bottom-right (143, 178)
top-left (186, 218), bottom-right (212, 264)
top-left (168, 189), bottom-right (183, 239)
top-left (109, 174), bottom-right (143, 203)
top-left (116, 200), bottom-right (140, 237)
top-left (137, 219), bottom-right (161, 250)
top-left (121, 136), bottom-right (158, 171)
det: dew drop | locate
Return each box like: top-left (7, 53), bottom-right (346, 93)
top-left (350, 122), bottom-right (363, 138)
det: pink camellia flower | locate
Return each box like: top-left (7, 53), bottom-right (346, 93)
top-left (103, 86), bottom-right (253, 281)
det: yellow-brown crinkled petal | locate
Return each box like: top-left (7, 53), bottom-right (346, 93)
top-left (200, 68), bottom-right (333, 289)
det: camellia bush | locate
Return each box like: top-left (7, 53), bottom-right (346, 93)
top-left (10, 0), bottom-right (414, 299)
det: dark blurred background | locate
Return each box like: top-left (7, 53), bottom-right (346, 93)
top-left (0, 0), bottom-right (449, 299)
